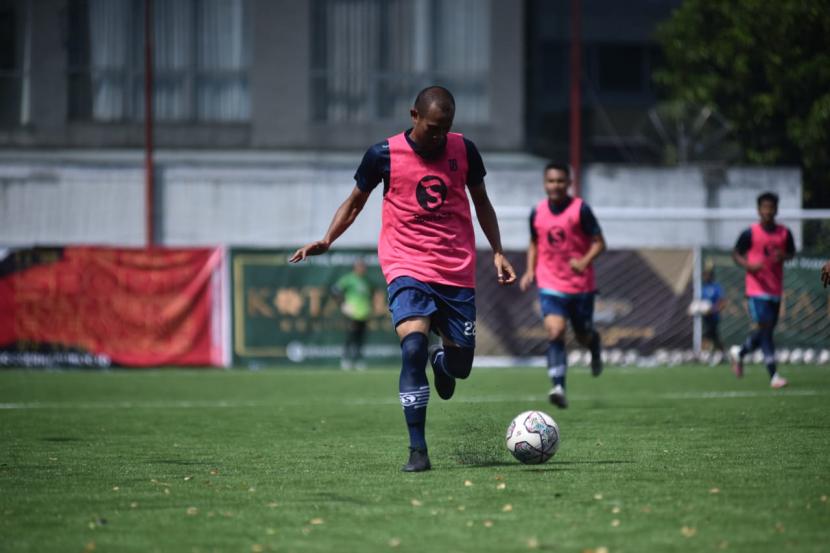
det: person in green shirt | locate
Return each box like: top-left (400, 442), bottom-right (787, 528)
top-left (332, 259), bottom-right (373, 369)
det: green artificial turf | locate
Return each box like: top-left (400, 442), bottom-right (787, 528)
top-left (1, 364), bottom-right (829, 552)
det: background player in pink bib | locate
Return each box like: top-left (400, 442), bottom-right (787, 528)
top-left (730, 192), bottom-right (795, 388)
top-left (519, 162), bottom-right (606, 408)
top-left (290, 86), bottom-right (516, 472)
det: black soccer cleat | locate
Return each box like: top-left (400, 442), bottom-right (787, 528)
top-left (429, 344), bottom-right (456, 400)
top-left (401, 447), bottom-right (431, 472)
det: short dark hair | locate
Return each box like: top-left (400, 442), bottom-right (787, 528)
top-left (757, 191), bottom-right (779, 207)
top-left (414, 86), bottom-right (455, 116)
top-left (544, 162), bottom-right (571, 178)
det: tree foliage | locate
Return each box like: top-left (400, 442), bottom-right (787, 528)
top-left (654, 0), bottom-right (830, 212)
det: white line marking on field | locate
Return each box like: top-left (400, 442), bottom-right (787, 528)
top-left (0, 389), bottom-right (824, 410)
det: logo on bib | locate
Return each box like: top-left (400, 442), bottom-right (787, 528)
top-left (416, 175), bottom-right (447, 212)
top-left (547, 226), bottom-right (566, 245)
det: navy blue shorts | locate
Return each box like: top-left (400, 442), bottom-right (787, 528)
top-left (539, 291), bottom-right (595, 336)
top-left (387, 276), bottom-right (476, 348)
top-left (748, 296), bottom-right (780, 327)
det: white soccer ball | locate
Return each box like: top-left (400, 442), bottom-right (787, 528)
top-left (505, 410), bottom-right (560, 464)
top-left (687, 299), bottom-right (712, 316)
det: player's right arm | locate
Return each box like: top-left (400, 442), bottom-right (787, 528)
top-left (519, 238), bottom-right (537, 292)
top-left (519, 207), bottom-right (538, 291)
top-left (289, 186), bottom-right (371, 263)
top-left (731, 228), bottom-right (762, 273)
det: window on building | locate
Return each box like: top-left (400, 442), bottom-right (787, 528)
top-left (67, 0), bottom-right (251, 122)
top-left (595, 43), bottom-right (647, 93)
top-left (311, 0), bottom-right (490, 124)
top-left (0, 0), bottom-right (29, 127)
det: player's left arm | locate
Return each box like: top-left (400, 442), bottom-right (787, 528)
top-left (570, 234), bottom-right (606, 274)
top-left (569, 203), bottom-right (606, 274)
top-left (469, 182), bottom-right (516, 285)
top-left (782, 228), bottom-right (796, 261)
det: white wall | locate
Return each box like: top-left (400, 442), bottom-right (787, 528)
top-left (0, 151), bottom-right (802, 250)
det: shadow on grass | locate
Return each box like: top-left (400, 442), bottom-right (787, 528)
top-left (554, 460), bottom-right (633, 465)
top-left (146, 459), bottom-right (212, 466)
top-left (41, 436), bottom-right (81, 442)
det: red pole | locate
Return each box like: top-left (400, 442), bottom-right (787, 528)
top-left (569, 0), bottom-right (582, 197)
top-left (144, 0), bottom-right (155, 247)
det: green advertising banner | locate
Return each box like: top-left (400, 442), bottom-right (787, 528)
top-left (702, 250), bottom-right (830, 349)
top-left (231, 249), bottom-right (399, 366)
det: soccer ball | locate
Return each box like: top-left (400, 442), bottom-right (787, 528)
top-left (505, 410), bottom-right (560, 464)
top-left (687, 299), bottom-right (712, 316)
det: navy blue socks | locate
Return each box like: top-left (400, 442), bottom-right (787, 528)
top-left (758, 329), bottom-right (776, 378)
top-left (740, 330), bottom-right (761, 358)
top-left (399, 333), bottom-right (429, 450)
top-left (547, 339), bottom-right (567, 388)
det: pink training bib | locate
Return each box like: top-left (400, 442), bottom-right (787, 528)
top-left (533, 196), bottom-right (596, 294)
top-left (745, 222), bottom-right (789, 297)
top-left (378, 132), bottom-right (476, 287)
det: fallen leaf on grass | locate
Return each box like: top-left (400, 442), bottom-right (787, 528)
top-left (681, 526), bottom-right (697, 538)
top-left (611, 519), bottom-right (620, 528)
top-left (266, 501), bottom-right (279, 508)
top-left (496, 483), bottom-right (507, 490)
top-left (709, 487), bottom-right (720, 494)
top-left (821, 495), bottom-right (828, 503)
top-left (130, 502), bottom-right (138, 509)
top-left (502, 504), bottom-right (513, 512)
top-left (775, 522), bottom-right (785, 533)
top-left (410, 499), bottom-right (423, 507)
top-left (483, 520), bottom-right (494, 528)
top-left (83, 541), bottom-right (96, 552)
top-left (183, 476), bottom-right (193, 481)
top-left (593, 493), bottom-right (603, 500)
top-left (251, 544), bottom-right (264, 553)
top-left (266, 528), bottom-right (276, 535)
top-left (388, 537), bottom-right (401, 547)
top-left (210, 468), bottom-right (220, 476)
top-left (464, 480), bottom-right (473, 487)
top-left (611, 506), bottom-right (621, 514)
top-left (248, 487), bottom-right (256, 493)
top-left (309, 517), bottom-right (324, 525)
top-left (164, 488), bottom-right (170, 495)
top-left (186, 507), bottom-right (198, 516)
top-left (111, 486), bottom-right (119, 492)
top-left (526, 537), bottom-right (539, 549)
top-left (457, 505), bottom-right (465, 512)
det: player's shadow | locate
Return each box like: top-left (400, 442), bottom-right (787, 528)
top-left (553, 460), bottom-right (633, 465)
top-left (451, 455), bottom-right (577, 470)
top-left (146, 458), bottom-right (212, 466)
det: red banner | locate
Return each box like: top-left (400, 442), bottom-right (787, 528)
top-left (0, 247), bottom-right (226, 367)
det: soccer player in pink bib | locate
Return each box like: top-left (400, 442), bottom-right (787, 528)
top-left (730, 192), bottom-right (795, 388)
top-left (519, 162), bottom-right (606, 408)
top-left (290, 86), bottom-right (516, 472)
